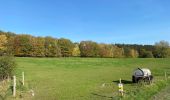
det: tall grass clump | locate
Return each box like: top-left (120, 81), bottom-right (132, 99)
top-left (124, 79), bottom-right (169, 100)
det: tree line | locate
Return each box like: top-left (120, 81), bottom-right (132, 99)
top-left (0, 30), bottom-right (170, 58)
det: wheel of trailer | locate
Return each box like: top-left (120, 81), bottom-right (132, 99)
top-left (132, 76), bottom-right (136, 83)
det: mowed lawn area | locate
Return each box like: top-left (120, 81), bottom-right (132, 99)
top-left (15, 57), bottom-right (170, 100)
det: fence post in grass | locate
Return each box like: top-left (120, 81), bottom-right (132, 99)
top-left (118, 78), bottom-right (123, 97)
top-left (22, 72), bottom-right (24, 86)
top-left (13, 76), bottom-right (16, 97)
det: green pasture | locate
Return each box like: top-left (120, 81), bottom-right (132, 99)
top-left (14, 58), bottom-right (170, 100)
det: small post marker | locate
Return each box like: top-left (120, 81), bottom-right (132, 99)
top-left (118, 78), bottom-right (123, 97)
top-left (13, 76), bottom-right (16, 97)
top-left (22, 72), bottom-right (24, 86)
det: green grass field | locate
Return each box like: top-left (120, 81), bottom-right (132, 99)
top-left (151, 85), bottom-right (170, 100)
top-left (14, 57), bottom-right (170, 100)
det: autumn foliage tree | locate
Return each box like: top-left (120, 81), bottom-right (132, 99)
top-left (124, 47), bottom-right (138, 58)
top-left (0, 30), bottom-right (169, 58)
top-left (29, 37), bottom-right (45, 57)
top-left (12, 35), bottom-right (34, 56)
top-left (98, 44), bottom-right (125, 58)
top-left (0, 35), bottom-right (8, 55)
top-left (44, 37), bottom-right (61, 57)
top-left (98, 44), bottom-right (113, 58)
top-left (112, 46), bottom-right (124, 58)
top-left (72, 43), bottom-right (80, 57)
top-left (79, 41), bottom-right (99, 57)
top-left (58, 38), bottom-right (74, 57)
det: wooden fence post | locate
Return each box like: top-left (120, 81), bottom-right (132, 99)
top-left (13, 76), bottom-right (16, 97)
top-left (22, 72), bottom-right (24, 86)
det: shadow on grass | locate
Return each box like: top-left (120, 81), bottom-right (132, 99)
top-left (91, 93), bottom-right (113, 99)
top-left (113, 80), bottom-right (133, 84)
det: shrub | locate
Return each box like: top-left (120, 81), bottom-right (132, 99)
top-left (0, 56), bottom-right (16, 81)
top-left (139, 49), bottom-right (153, 58)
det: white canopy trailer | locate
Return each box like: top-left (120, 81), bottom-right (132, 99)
top-left (132, 68), bottom-right (153, 83)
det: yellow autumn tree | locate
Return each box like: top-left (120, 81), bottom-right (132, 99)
top-left (72, 43), bottom-right (80, 57)
top-left (0, 35), bottom-right (7, 50)
top-left (130, 49), bottom-right (139, 58)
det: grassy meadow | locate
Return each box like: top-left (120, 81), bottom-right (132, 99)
top-left (14, 57), bottom-right (170, 100)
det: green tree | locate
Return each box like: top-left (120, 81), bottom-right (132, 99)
top-left (0, 56), bottom-right (16, 80)
top-left (168, 48), bottom-right (170, 57)
top-left (139, 49), bottom-right (153, 58)
top-left (153, 40), bottom-right (170, 58)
